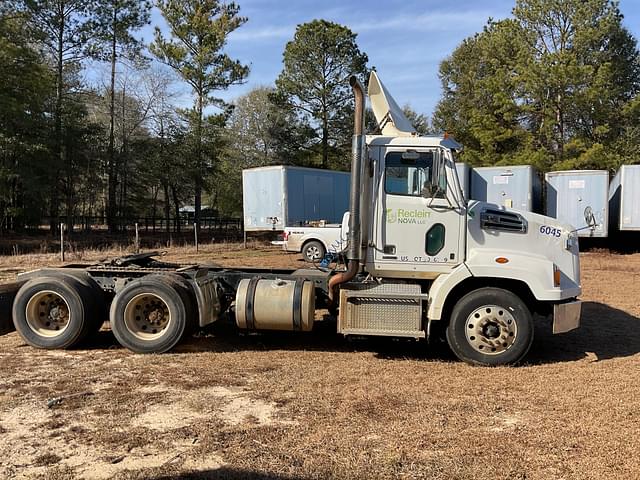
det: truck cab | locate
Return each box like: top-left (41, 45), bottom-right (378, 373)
top-left (330, 72), bottom-right (582, 365)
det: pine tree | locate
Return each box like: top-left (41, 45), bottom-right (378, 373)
top-left (275, 20), bottom-right (368, 169)
top-left (90, 0), bottom-right (151, 231)
top-left (150, 0), bottom-right (249, 230)
top-left (22, 0), bottom-right (93, 230)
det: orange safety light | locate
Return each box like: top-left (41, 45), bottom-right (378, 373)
top-left (553, 264), bottom-right (561, 287)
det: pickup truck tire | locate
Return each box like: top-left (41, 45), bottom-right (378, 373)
top-left (109, 276), bottom-right (190, 354)
top-left (12, 276), bottom-right (96, 349)
top-left (302, 241), bottom-right (325, 262)
top-left (446, 287), bottom-right (533, 366)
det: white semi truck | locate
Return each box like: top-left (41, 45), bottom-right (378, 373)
top-left (1, 72), bottom-right (582, 366)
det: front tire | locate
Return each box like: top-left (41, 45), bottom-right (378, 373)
top-left (446, 288), bottom-right (533, 366)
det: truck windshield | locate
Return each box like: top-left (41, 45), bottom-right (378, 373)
top-left (385, 151), bottom-right (446, 198)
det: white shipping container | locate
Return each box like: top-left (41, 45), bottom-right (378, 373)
top-left (545, 170), bottom-right (609, 237)
top-left (470, 165), bottom-right (542, 212)
top-left (609, 165), bottom-right (640, 231)
top-left (242, 166), bottom-right (350, 232)
top-left (455, 162), bottom-right (471, 200)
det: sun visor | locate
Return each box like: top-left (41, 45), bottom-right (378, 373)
top-left (368, 71), bottom-right (416, 137)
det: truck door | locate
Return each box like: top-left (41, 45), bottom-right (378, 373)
top-left (372, 147), bottom-right (464, 277)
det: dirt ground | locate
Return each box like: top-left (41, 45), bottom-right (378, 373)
top-left (0, 244), bottom-right (639, 480)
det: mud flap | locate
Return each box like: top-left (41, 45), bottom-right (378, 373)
top-left (553, 300), bottom-right (582, 334)
top-left (0, 282), bottom-right (23, 335)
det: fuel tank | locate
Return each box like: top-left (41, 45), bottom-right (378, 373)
top-left (235, 278), bottom-right (315, 331)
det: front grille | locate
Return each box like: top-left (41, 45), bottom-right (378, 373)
top-left (480, 209), bottom-right (527, 233)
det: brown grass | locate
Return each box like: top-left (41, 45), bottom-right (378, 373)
top-left (0, 248), bottom-right (639, 479)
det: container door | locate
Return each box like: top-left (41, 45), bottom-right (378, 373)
top-left (303, 174), bottom-right (320, 221)
top-left (372, 147), bottom-right (464, 276)
top-left (317, 175), bottom-right (334, 221)
top-left (547, 174), bottom-right (608, 236)
top-left (488, 170), bottom-right (523, 210)
top-left (621, 167), bottom-right (640, 230)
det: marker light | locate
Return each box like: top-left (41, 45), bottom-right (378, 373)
top-left (495, 257), bottom-right (509, 264)
top-left (553, 264), bottom-right (561, 287)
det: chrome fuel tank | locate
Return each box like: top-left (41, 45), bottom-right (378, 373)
top-left (235, 278), bottom-right (315, 331)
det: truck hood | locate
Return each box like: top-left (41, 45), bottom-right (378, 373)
top-left (465, 201), bottom-right (581, 300)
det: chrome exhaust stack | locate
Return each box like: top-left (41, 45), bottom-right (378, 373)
top-left (328, 75), bottom-right (366, 301)
top-left (347, 75), bottom-right (366, 263)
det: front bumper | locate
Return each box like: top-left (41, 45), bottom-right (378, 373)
top-left (552, 300), bottom-right (582, 334)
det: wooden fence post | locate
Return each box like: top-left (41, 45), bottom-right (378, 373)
top-left (135, 223), bottom-right (140, 253)
top-left (60, 223), bottom-right (64, 262)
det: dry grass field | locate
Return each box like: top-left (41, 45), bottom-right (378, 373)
top-left (0, 244), bottom-right (639, 480)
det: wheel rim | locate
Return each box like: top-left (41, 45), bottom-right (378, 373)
top-left (123, 293), bottom-right (172, 341)
top-left (306, 246), bottom-right (321, 260)
top-left (25, 290), bottom-right (71, 338)
top-left (464, 305), bottom-right (518, 355)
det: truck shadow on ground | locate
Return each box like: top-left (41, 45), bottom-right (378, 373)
top-left (526, 301), bottom-right (640, 364)
top-left (153, 467), bottom-right (304, 480)
top-left (81, 302), bottom-right (640, 365)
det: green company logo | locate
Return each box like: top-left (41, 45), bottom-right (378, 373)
top-left (386, 208), bottom-right (397, 223)
top-left (386, 208), bottom-right (431, 224)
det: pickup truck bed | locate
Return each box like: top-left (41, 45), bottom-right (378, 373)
top-left (282, 212), bottom-right (349, 262)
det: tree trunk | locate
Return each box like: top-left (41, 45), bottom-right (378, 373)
top-left (107, 4), bottom-right (118, 232)
top-left (194, 88), bottom-right (203, 233)
top-left (151, 186), bottom-right (158, 234)
top-left (51, 0), bottom-right (65, 235)
top-left (321, 110), bottom-right (329, 168)
top-left (171, 185), bottom-right (181, 234)
top-left (65, 142), bottom-right (73, 236)
top-left (120, 85), bottom-right (128, 221)
top-left (163, 182), bottom-right (171, 241)
top-left (556, 92), bottom-right (564, 159)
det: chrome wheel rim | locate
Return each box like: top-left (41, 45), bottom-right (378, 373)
top-left (25, 291), bottom-right (71, 338)
top-left (464, 305), bottom-right (517, 355)
top-left (124, 293), bottom-right (172, 341)
top-left (305, 246), bottom-right (322, 260)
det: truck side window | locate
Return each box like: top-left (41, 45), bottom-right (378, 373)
top-left (426, 223), bottom-right (445, 255)
top-left (384, 151), bottom-right (445, 198)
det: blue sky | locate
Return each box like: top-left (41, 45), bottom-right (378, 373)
top-left (140, 0), bottom-right (640, 118)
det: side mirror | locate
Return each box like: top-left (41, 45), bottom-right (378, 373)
top-left (422, 152), bottom-right (444, 199)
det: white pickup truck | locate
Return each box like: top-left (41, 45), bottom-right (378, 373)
top-left (282, 212), bottom-right (349, 262)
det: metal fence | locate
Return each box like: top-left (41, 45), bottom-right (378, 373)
top-left (31, 216), bottom-right (243, 233)
top-left (0, 216), bottom-right (244, 256)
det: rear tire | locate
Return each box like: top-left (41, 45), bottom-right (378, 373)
top-left (109, 276), bottom-right (190, 353)
top-left (148, 274), bottom-right (197, 334)
top-left (69, 274), bottom-right (107, 335)
top-left (302, 241), bottom-right (325, 263)
top-left (13, 276), bottom-right (95, 349)
top-left (446, 288), bottom-right (534, 366)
